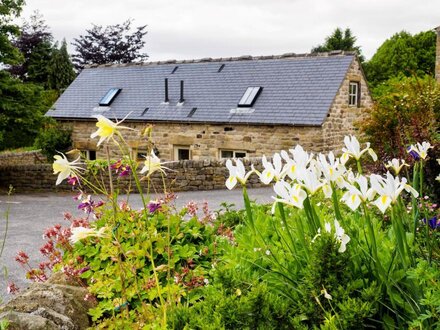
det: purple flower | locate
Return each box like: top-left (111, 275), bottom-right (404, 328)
top-left (78, 266), bottom-right (90, 275)
top-left (78, 195), bottom-right (104, 215)
top-left (423, 216), bottom-right (439, 230)
top-left (67, 176), bottom-right (80, 186)
top-left (147, 200), bottom-right (161, 213)
top-left (407, 146), bottom-right (420, 161)
top-left (111, 160), bottom-right (131, 177)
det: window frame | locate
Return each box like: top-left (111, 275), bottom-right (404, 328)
top-left (173, 146), bottom-right (191, 161)
top-left (219, 149), bottom-right (247, 159)
top-left (99, 88), bottom-right (122, 106)
top-left (83, 150), bottom-right (96, 161)
top-left (237, 86), bottom-right (263, 107)
top-left (348, 81), bottom-right (360, 107)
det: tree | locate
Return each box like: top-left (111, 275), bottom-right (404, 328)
top-left (364, 30), bottom-right (436, 88)
top-left (48, 39), bottom-right (76, 91)
top-left (0, 0), bottom-right (24, 65)
top-left (72, 19), bottom-right (148, 70)
top-left (0, 3), bottom-right (51, 150)
top-left (8, 11), bottom-right (54, 85)
top-left (312, 27), bottom-right (364, 61)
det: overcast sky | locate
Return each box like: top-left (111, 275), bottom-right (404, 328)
top-left (20, 0), bottom-right (439, 62)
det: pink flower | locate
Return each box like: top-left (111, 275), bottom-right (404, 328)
top-left (7, 282), bottom-right (19, 294)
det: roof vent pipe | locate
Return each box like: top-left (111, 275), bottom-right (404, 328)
top-left (164, 78), bottom-right (169, 103)
top-left (180, 80), bottom-right (185, 103)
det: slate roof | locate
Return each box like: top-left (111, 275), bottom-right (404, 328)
top-left (47, 51), bottom-right (356, 126)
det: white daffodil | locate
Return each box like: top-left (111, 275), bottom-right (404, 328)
top-left (140, 150), bottom-right (169, 177)
top-left (342, 135), bottom-right (378, 162)
top-left (385, 158), bottom-right (409, 176)
top-left (334, 220), bottom-right (350, 253)
top-left (370, 172), bottom-right (419, 213)
top-left (408, 141), bottom-right (433, 160)
top-left (90, 114), bottom-right (132, 146)
top-left (341, 175), bottom-right (376, 211)
top-left (52, 153), bottom-right (82, 185)
top-left (259, 153), bottom-right (284, 184)
top-left (225, 159), bottom-right (255, 190)
top-left (69, 226), bottom-right (107, 244)
top-left (272, 180), bottom-right (307, 210)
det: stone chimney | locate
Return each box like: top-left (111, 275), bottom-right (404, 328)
top-left (436, 26), bottom-right (440, 83)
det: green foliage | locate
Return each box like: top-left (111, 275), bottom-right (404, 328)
top-left (0, 71), bottom-right (51, 150)
top-left (312, 27), bottom-right (364, 61)
top-left (364, 30), bottom-right (436, 87)
top-left (33, 118), bottom-right (72, 158)
top-left (48, 39), bottom-right (76, 91)
top-left (0, 0), bottom-right (24, 65)
top-left (360, 75), bottom-right (440, 158)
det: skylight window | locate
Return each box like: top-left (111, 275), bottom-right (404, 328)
top-left (237, 87), bottom-right (262, 107)
top-left (99, 88), bottom-right (121, 106)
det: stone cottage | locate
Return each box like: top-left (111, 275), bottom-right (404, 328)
top-left (46, 51), bottom-right (372, 161)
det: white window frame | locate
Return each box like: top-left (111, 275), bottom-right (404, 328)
top-left (219, 149), bottom-right (247, 159)
top-left (174, 146), bottom-right (191, 161)
top-left (348, 81), bottom-right (360, 107)
top-left (83, 150), bottom-right (96, 161)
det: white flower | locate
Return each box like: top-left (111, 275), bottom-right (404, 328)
top-left (370, 172), bottom-right (419, 213)
top-left (265, 250), bottom-right (271, 255)
top-left (342, 135), bottom-right (378, 162)
top-left (281, 146), bottom-right (313, 180)
top-left (318, 152), bottom-right (346, 182)
top-left (52, 153), bottom-right (82, 185)
top-left (334, 220), bottom-right (350, 253)
top-left (140, 150), bottom-right (169, 177)
top-left (385, 158), bottom-right (409, 176)
top-left (408, 141), bottom-right (433, 160)
top-left (341, 175), bottom-right (376, 211)
top-left (259, 153), bottom-right (284, 184)
top-left (296, 166), bottom-right (325, 195)
top-left (69, 226), bottom-right (107, 244)
top-left (225, 159), bottom-right (255, 190)
top-left (321, 288), bottom-right (332, 300)
top-left (90, 114), bottom-right (132, 146)
top-left (272, 180), bottom-right (307, 210)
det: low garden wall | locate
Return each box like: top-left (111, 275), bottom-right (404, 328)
top-left (0, 150), bottom-right (47, 167)
top-left (0, 158), bottom-right (265, 193)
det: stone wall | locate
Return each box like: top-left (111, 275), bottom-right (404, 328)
top-left (0, 158), bottom-right (265, 193)
top-left (0, 150), bottom-right (47, 167)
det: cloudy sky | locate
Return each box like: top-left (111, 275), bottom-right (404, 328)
top-left (20, 0), bottom-right (439, 62)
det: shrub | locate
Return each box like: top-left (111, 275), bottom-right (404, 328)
top-left (34, 118), bottom-right (72, 159)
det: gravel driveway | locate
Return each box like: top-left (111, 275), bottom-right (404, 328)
top-left (0, 187), bottom-right (273, 302)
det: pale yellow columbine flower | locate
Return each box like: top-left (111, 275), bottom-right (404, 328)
top-left (342, 135), bottom-right (378, 161)
top-left (52, 153), bottom-right (82, 185)
top-left (140, 150), bottom-right (169, 177)
top-left (408, 141), bottom-right (433, 160)
top-left (69, 226), bottom-right (107, 244)
top-left (225, 159), bottom-right (256, 190)
top-left (90, 114), bottom-right (131, 146)
top-left (385, 158), bottom-right (409, 176)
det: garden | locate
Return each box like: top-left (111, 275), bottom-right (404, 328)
top-left (9, 114), bottom-right (440, 329)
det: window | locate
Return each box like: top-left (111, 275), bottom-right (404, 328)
top-left (238, 87), bottom-right (263, 107)
top-left (220, 150), bottom-right (247, 159)
top-left (174, 146), bottom-right (191, 160)
top-left (99, 88), bottom-right (121, 106)
top-left (84, 150), bottom-right (96, 161)
top-left (348, 82), bottom-right (360, 107)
